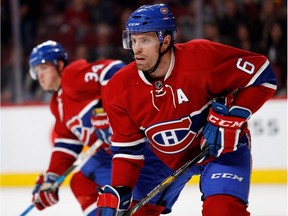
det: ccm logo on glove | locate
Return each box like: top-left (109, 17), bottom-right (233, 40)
top-left (208, 109), bottom-right (246, 128)
top-left (92, 117), bottom-right (109, 127)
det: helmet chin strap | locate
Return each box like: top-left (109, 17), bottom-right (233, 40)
top-left (143, 41), bottom-right (173, 76)
top-left (48, 90), bottom-right (56, 94)
top-left (143, 42), bottom-right (172, 74)
top-left (143, 43), bottom-right (163, 74)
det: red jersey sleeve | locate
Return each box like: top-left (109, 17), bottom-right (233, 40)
top-left (181, 40), bottom-right (277, 113)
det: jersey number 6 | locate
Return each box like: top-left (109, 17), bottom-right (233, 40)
top-left (236, 58), bottom-right (255, 74)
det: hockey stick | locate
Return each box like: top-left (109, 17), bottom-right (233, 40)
top-left (124, 144), bottom-right (209, 216)
top-left (19, 139), bottom-right (103, 216)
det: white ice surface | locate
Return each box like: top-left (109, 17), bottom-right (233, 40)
top-left (1, 184), bottom-right (287, 216)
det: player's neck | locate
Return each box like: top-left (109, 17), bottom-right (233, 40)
top-left (148, 50), bottom-right (172, 81)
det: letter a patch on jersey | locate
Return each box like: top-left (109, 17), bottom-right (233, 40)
top-left (177, 89), bottom-right (189, 104)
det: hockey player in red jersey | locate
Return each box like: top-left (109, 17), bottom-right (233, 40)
top-left (96, 4), bottom-right (277, 216)
top-left (28, 40), bottom-right (126, 216)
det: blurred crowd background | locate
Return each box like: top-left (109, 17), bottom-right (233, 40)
top-left (1, 0), bottom-right (287, 104)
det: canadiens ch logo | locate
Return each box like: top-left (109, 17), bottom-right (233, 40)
top-left (145, 116), bottom-right (196, 154)
top-left (160, 7), bottom-right (169, 14)
top-left (67, 116), bottom-right (90, 145)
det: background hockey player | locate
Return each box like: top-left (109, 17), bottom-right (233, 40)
top-left (28, 40), bottom-right (125, 216)
top-left (96, 4), bottom-right (277, 216)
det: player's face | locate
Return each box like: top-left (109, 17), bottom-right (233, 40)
top-left (131, 32), bottom-right (160, 71)
top-left (34, 62), bottom-right (61, 91)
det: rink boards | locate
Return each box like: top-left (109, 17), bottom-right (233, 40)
top-left (1, 99), bottom-right (287, 186)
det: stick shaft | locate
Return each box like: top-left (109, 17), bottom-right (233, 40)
top-left (51, 139), bottom-right (103, 189)
top-left (20, 204), bottom-right (34, 216)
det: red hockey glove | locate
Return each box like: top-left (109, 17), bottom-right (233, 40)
top-left (201, 102), bottom-right (251, 157)
top-left (91, 108), bottom-right (111, 146)
top-left (96, 185), bottom-right (132, 216)
top-left (32, 172), bottom-right (59, 210)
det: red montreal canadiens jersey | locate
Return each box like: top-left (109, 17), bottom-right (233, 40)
top-left (48, 59), bottom-right (125, 174)
top-left (105, 39), bottom-right (277, 187)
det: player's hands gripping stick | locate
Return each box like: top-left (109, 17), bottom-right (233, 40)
top-left (32, 172), bottom-right (60, 210)
top-left (96, 185), bottom-right (132, 216)
top-left (201, 102), bottom-right (251, 157)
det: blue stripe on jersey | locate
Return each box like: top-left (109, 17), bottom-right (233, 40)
top-left (111, 141), bottom-right (146, 156)
top-left (252, 64), bottom-right (277, 86)
top-left (103, 62), bottom-right (126, 81)
top-left (55, 142), bottom-right (83, 155)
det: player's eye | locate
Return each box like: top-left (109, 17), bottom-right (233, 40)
top-left (140, 38), bottom-right (149, 44)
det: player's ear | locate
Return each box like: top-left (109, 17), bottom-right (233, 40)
top-left (57, 60), bottom-right (65, 72)
top-left (162, 35), bottom-right (171, 48)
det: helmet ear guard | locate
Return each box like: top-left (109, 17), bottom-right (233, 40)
top-left (123, 4), bottom-right (177, 50)
top-left (29, 40), bottom-right (68, 80)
